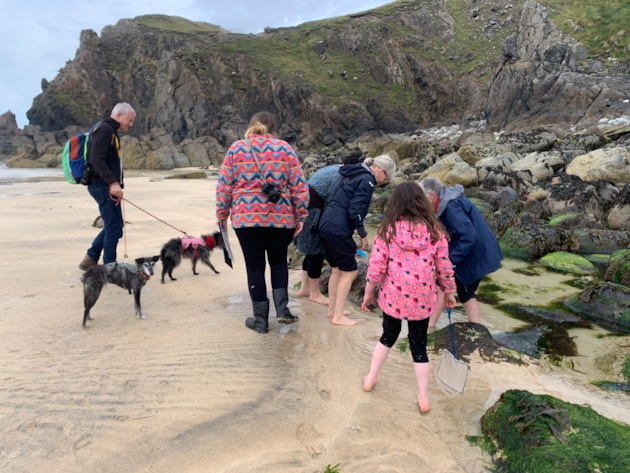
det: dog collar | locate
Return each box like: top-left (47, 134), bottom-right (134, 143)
top-left (204, 235), bottom-right (216, 249)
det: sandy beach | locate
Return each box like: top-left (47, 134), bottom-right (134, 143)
top-left (1, 173), bottom-right (629, 473)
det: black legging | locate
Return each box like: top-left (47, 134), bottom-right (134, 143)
top-left (235, 227), bottom-right (295, 301)
top-left (379, 313), bottom-right (430, 363)
top-left (302, 253), bottom-right (326, 279)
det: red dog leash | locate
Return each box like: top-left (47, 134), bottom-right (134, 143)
top-left (108, 195), bottom-right (189, 263)
top-left (121, 197), bottom-right (189, 235)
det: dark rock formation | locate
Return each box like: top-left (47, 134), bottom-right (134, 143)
top-left (1, 0), bottom-right (628, 166)
top-left (564, 282), bottom-right (630, 334)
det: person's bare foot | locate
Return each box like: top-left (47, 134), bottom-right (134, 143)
top-left (308, 294), bottom-right (329, 305)
top-left (331, 317), bottom-right (358, 326)
top-left (363, 374), bottom-right (376, 392)
top-left (327, 309), bottom-right (352, 318)
top-left (296, 290), bottom-right (310, 298)
top-left (418, 397), bottom-right (431, 414)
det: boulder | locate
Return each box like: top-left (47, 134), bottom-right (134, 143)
top-left (419, 152), bottom-right (466, 183)
top-left (607, 203), bottom-right (630, 230)
top-left (566, 147), bottom-right (630, 183)
top-left (604, 249), bottom-right (630, 287)
top-left (571, 229), bottom-right (630, 254)
top-left (564, 282), bottom-right (630, 334)
top-left (481, 389), bottom-right (630, 473)
top-left (499, 214), bottom-right (576, 260)
top-left (539, 251), bottom-right (597, 275)
top-left (509, 151), bottom-right (566, 183)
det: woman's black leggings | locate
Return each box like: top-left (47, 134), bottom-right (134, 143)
top-left (235, 227), bottom-right (294, 302)
top-left (379, 313), bottom-right (430, 363)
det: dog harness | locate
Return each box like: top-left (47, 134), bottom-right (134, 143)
top-left (181, 236), bottom-right (216, 259)
top-left (105, 262), bottom-right (151, 285)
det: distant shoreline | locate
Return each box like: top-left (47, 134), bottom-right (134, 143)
top-left (0, 166), bottom-right (217, 185)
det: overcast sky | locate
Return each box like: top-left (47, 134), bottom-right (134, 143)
top-left (0, 1), bottom-right (388, 128)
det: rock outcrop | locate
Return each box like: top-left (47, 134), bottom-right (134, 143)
top-left (0, 0), bottom-right (628, 167)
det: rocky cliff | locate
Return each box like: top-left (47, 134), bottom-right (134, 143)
top-left (1, 0), bottom-right (629, 167)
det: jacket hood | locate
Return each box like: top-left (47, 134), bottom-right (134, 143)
top-left (338, 162), bottom-right (373, 179)
top-left (437, 184), bottom-right (464, 217)
top-left (388, 219), bottom-right (434, 252)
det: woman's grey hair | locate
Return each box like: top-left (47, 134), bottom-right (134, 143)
top-left (111, 102), bottom-right (135, 116)
top-left (364, 154), bottom-right (396, 179)
top-left (419, 177), bottom-right (443, 196)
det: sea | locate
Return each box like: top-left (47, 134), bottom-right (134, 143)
top-left (0, 163), bottom-right (64, 183)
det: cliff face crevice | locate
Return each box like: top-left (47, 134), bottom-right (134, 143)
top-left (2, 0), bottom-right (629, 162)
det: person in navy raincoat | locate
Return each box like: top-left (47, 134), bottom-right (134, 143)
top-left (419, 177), bottom-right (503, 329)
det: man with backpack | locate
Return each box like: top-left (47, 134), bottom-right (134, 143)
top-left (79, 102), bottom-right (136, 271)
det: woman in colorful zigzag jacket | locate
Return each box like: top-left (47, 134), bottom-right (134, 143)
top-left (216, 111), bottom-right (309, 334)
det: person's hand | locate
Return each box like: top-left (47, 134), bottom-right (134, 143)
top-left (217, 219), bottom-right (227, 231)
top-left (293, 221), bottom-right (304, 238)
top-left (360, 236), bottom-right (369, 250)
top-left (361, 291), bottom-right (375, 312)
top-left (108, 182), bottom-right (123, 199)
top-left (444, 293), bottom-right (456, 309)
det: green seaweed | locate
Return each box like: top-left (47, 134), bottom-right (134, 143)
top-left (481, 389), bottom-right (630, 473)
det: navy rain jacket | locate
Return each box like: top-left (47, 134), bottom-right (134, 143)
top-left (318, 163), bottom-right (375, 239)
top-left (437, 184), bottom-right (503, 285)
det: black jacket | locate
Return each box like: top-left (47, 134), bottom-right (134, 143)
top-left (88, 117), bottom-right (123, 187)
top-left (318, 163), bottom-right (375, 239)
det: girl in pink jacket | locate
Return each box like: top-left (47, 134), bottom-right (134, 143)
top-left (361, 181), bottom-right (456, 413)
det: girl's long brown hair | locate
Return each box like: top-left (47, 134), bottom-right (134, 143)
top-left (377, 180), bottom-right (448, 244)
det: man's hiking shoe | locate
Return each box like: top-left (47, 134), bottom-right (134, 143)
top-left (79, 255), bottom-right (97, 271)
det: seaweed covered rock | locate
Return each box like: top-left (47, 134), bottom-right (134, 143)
top-left (605, 249), bottom-right (630, 287)
top-left (480, 389), bottom-right (630, 473)
top-left (539, 251), bottom-right (598, 275)
top-left (499, 213), bottom-right (575, 260)
top-left (571, 228), bottom-right (630, 254)
top-left (431, 322), bottom-right (524, 364)
top-left (564, 282), bottom-right (630, 334)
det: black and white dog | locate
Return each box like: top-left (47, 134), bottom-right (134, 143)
top-left (159, 232), bottom-right (224, 283)
top-left (81, 256), bottom-right (160, 326)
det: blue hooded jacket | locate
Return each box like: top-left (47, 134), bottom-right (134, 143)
top-left (437, 184), bottom-right (503, 285)
top-left (318, 163), bottom-right (375, 239)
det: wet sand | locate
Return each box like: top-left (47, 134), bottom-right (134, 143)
top-left (1, 174), bottom-right (629, 473)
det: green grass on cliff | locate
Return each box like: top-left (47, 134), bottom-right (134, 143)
top-left (208, 26), bottom-right (422, 111)
top-left (137, 15), bottom-right (223, 34)
top-left (543, 0), bottom-right (630, 63)
top-left (195, 0), bottom-right (522, 113)
top-left (145, 0), bottom-right (629, 113)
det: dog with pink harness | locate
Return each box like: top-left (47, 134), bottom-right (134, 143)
top-left (159, 232), bottom-right (225, 283)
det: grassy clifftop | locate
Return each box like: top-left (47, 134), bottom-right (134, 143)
top-left (544, 0), bottom-right (629, 64)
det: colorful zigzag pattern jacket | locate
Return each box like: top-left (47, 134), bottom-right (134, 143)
top-left (216, 134), bottom-right (309, 229)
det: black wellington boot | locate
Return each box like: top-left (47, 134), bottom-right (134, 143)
top-left (273, 288), bottom-right (299, 325)
top-left (246, 299), bottom-right (269, 334)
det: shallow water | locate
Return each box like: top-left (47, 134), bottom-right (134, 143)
top-left (0, 170), bottom-right (627, 473)
top-left (361, 224), bottom-right (623, 382)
